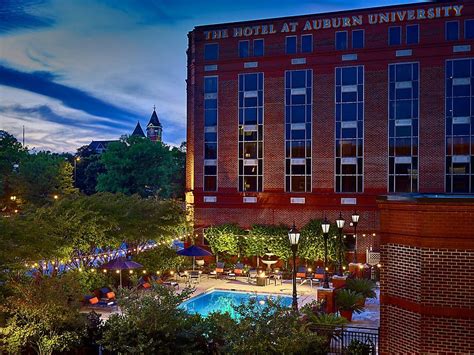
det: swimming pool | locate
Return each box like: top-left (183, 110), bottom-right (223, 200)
top-left (180, 289), bottom-right (292, 318)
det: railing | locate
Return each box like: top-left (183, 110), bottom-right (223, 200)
top-left (312, 325), bottom-right (379, 355)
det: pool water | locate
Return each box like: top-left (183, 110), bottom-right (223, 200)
top-left (180, 290), bottom-right (292, 318)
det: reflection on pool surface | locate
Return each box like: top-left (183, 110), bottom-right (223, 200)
top-left (180, 290), bottom-right (292, 318)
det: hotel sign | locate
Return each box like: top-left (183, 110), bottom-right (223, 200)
top-left (203, 4), bottom-right (464, 40)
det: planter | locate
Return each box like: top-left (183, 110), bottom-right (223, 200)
top-left (332, 276), bottom-right (347, 289)
top-left (339, 309), bottom-right (353, 322)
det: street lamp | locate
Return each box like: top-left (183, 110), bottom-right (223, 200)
top-left (288, 223), bottom-right (300, 311)
top-left (336, 212), bottom-right (345, 276)
top-left (351, 211), bottom-right (360, 263)
top-left (321, 217), bottom-right (331, 288)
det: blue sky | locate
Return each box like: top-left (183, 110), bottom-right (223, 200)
top-left (0, 0), bottom-right (427, 152)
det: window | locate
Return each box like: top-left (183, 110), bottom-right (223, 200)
top-left (254, 39), bottom-right (264, 57)
top-left (335, 66), bottom-right (364, 193)
top-left (465, 20), bottom-right (474, 39)
top-left (335, 31), bottom-right (348, 50)
top-left (445, 59), bottom-right (474, 193)
top-left (239, 41), bottom-right (249, 58)
top-left (389, 27), bottom-right (401, 46)
top-left (286, 36), bottom-right (297, 54)
top-left (352, 30), bottom-right (364, 49)
top-left (204, 43), bottom-right (218, 61)
top-left (204, 76), bottom-right (218, 191)
top-left (301, 34), bottom-right (313, 53)
top-left (406, 25), bottom-right (419, 45)
top-left (388, 63), bottom-right (419, 193)
top-left (446, 21), bottom-right (459, 41)
top-left (238, 73), bottom-right (264, 192)
top-left (285, 70), bottom-right (312, 192)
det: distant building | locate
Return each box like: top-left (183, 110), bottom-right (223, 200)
top-left (85, 107), bottom-right (163, 154)
top-left (146, 107), bottom-right (163, 143)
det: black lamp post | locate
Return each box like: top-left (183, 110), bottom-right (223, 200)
top-left (351, 211), bottom-right (360, 263)
top-left (288, 223), bottom-right (300, 311)
top-left (336, 212), bottom-right (345, 276)
top-left (321, 217), bottom-right (331, 288)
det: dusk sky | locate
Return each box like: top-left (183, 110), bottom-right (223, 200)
top-left (0, 0), bottom-right (427, 153)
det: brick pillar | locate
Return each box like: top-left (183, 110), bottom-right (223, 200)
top-left (378, 196), bottom-right (474, 354)
top-left (317, 287), bottom-right (336, 314)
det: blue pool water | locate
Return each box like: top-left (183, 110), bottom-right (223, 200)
top-left (180, 290), bottom-right (292, 318)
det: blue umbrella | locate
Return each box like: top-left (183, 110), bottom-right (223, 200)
top-left (101, 258), bottom-right (143, 288)
top-left (177, 245), bottom-right (212, 270)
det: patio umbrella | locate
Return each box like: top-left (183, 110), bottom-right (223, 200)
top-left (177, 245), bottom-right (212, 270)
top-left (101, 258), bottom-right (143, 288)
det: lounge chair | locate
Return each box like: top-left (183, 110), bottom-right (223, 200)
top-left (227, 263), bottom-right (244, 279)
top-left (295, 266), bottom-right (308, 285)
top-left (84, 295), bottom-right (117, 309)
top-left (99, 287), bottom-right (116, 301)
top-left (209, 262), bottom-right (225, 279)
top-left (187, 270), bottom-right (201, 285)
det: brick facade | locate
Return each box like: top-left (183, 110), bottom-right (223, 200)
top-left (378, 196), bottom-right (474, 354)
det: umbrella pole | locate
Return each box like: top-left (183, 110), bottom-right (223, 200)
top-left (119, 270), bottom-right (122, 288)
top-left (193, 256), bottom-right (195, 271)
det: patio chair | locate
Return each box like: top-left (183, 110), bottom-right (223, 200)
top-left (209, 262), bottom-right (225, 279)
top-left (269, 269), bottom-right (283, 286)
top-left (247, 269), bottom-right (258, 284)
top-left (188, 270), bottom-right (201, 285)
top-left (99, 287), bottom-right (116, 301)
top-left (295, 266), bottom-right (309, 285)
top-left (227, 263), bottom-right (244, 280)
top-left (84, 295), bottom-right (117, 309)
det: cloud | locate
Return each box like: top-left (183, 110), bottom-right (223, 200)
top-left (0, 64), bottom-right (137, 123)
top-left (0, 0), bottom-right (55, 34)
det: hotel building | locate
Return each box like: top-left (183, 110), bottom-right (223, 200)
top-left (186, 2), bottom-right (474, 352)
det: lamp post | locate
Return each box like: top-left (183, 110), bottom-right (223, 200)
top-left (321, 217), bottom-right (331, 288)
top-left (351, 211), bottom-right (360, 263)
top-left (336, 212), bottom-right (345, 276)
top-left (288, 223), bottom-right (300, 311)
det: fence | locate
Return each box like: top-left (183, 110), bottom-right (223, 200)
top-left (313, 325), bottom-right (379, 355)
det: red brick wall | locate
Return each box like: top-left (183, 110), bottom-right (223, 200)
top-left (378, 197), bottom-right (474, 354)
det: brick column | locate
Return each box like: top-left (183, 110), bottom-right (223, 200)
top-left (378, 196), bottom-right (474, 354)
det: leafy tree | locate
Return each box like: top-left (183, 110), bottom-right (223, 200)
top-left (243, 224), bottom-right (291, 261)
top-left (100, 285), bottom-right (196, 353)
top-left (74, 154), bottom-right (105, 195)
top-left (0, 274), bottom-right (86, 355)
top-left (299, 219), bottom-right (339, 263)
top-left (204, 224), bottom-right (243, 260)
top-left (96, 136), bottom-right (185, 199)
top-left (134, 246), bottom-right (190, 273)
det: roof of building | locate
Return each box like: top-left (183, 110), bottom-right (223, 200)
top-left (131, 121), bottom-right (146, 137)
top-left (147, 108), bottom-right (162, 128)
top-left (87, 140), bottom-right (118, 151)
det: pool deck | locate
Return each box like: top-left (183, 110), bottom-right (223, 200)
top-left (82, 276), bottom-right (379, 329)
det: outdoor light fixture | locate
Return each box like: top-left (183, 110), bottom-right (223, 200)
top-left (321, 217), bottom-right (331, 288)
top-left (351, 211), bottom-right (360, 263)
top-left (288, 223), bottom-right (300, 311)
top-left (336, 212), bottom-right (345, 276)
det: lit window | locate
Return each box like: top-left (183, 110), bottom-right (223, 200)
top-left (204, 43), bottom-right (218, 61)
top-left (239, 40), bottom-right (249, 58)
top-left (301, 34), bottom-right (313, 53)
top-left (253, 39), bottom-right (264, 57)
top-left (446, 21), bottom-right (459, 41)
top-left (389, 27), bottom-right (401, 46)
top-left (286, 36), bottom-right (297, 54)
top-left (352, 30), bottom-right (364, 49)
top-left (335, 31), bottom-right (348, 50)
top-left (465, 19), bottom-right (474, 39)
top-left (406, 24), bottom-right (419, 45)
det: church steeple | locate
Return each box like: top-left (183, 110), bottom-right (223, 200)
top-left (131, 121), bottom-right (145, 138)
top-left (146, 106), bottom-right (163, 142)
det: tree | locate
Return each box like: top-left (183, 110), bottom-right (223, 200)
top-left (204, 224), bottom-right (243, 260)
top-left (134, 246), bottom-right (190, 273)
top-left (0, 274), bottom-right (86, 355)
top-left (74, 154), bottom-right (105, 195)
top-left (96, 136), bottom-right (185, 199)
top-left (299, 219), bottom-right (339, 263)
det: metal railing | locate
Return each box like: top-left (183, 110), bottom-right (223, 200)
top-left (313, 325), bottom-right (379, 355)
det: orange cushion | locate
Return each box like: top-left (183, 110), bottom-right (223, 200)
top-left (143, 282), bottom-right (151, 289)
top-left (296, 273), bottom-right (306, 278)
top-left (106, 291), bottom-right (115, 299)
top-left (89, 297), bottom-right (99, 305)
top-left (235, 269), bottom-right (243, 274)
top-left (216, 268), bottom-right (224, 273)
top-left (314, 273), bottom-right (324, 279)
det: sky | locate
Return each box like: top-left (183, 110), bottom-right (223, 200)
top-left (0, 0), bottom-right (428, 153)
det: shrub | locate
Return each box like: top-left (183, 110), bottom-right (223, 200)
top-left (335, 289), bottom-right (365, 313)
top-left (345, 278), bottom-right (377, 299)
